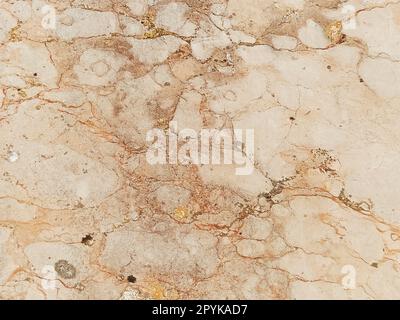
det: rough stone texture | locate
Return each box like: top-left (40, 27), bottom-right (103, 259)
top-left (0, 0), bottom-right (400, 300)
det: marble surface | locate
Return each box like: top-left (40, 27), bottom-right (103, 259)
top-left (1, 0), bottom-right (400, 300)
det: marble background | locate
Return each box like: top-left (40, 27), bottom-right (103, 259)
top-left (0, 0), bottom-right (400, 299)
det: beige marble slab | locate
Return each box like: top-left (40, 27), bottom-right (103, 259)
top-left (0, 0), bottom-right (399, 300)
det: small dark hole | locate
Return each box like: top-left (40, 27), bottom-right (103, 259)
top-left (81, 234), bottom-right (93, 245)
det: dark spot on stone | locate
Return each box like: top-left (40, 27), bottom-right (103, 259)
top-left (289, 117), bottom-right (295, 121)
top-left (81, 234), bottom-right (94, 246)
top-left (33, 73), bottom-right (38, 76)
top-left (54, 260), bottom-right (76, 279)
top-left (75, 201), bottom-right (84, 209)
top-left (327, 65), bottom-right (331, 70)
top-left (127, 275), bottom-right (137, 283)
top-left (371, 262), bottom-right (378, 268)
top-left (359, 78), bottom-right (364, 83)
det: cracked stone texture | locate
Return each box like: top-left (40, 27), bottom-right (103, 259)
top-left (0, 0), bottom-right (400, 300)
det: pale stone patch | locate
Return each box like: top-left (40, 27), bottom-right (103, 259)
top-left (128, 36), bottom-right (184, 65)
top-left (42, 88), bottom-right (86, 107)
top-left (74, 49), bottom-right (126, 86)
top-left (226, 0), bottom-right (275, 35)
top-left (208, 70), bottom-right (272, 114)
top-left (298, 19), bottom-right (330, 48)
top-left (152, 64), bottom-right (175, 87)
top-left (359, 57), bottom-right (400, 99)
top-left (210, 13), bottom-right (232, 30)
top-left (366, 262), bottom-right (400, 299)
top-left (24, 242), bottom-right (88, 282)
top-left (273, 250), bottom-right (336, 281)
top-left (290, 281), bottom-right (369, 300)
top-left (191, 22), bottom-right (231, 61)
top-left (151, 185), bottom-right (191, 213)
top-left (210, 3), bottom-right (226, 15)
top-left (170, 57), bottom-right (204, 81)
top-left (120, 288), bottom-right (140, 300)
top-left (279, 0), bottom-right (305, 9)
top-left (339, 143), bottom-right (400, 225)
top-left (240, 216), bottom-right (273, 240)
top-left (120, 16), bottom-right (145, 36)
top-left (236, 239), bottom-right (267, 258)
top-left (171, 91), bottom-right (203, 132)
top-left (7, 151), bottom-right (19, 163)
top-left (126, 0), bottom-right (149, 16)
top-left (0, 198), bottom-right (37, 222)
top-left (56, 9), bottom-right (118, 41)
top-left (228, 30), bottom-right (256, 44)
top-left (9, 1), bottom-right (32, 21)
top-left (344, 6), bottom-right (400, 60)
top-left (100, 228), bottom-right (219, 278)
top-left (155, 2), bottom-right (196, 37)
top-left (0, 42), bottom-right (58, 88)
top-left (130, 208), bottom-right (139, 221)
top-left (0, 227), bottom-right (18, 285)
top-left (271, 35), bottom-right (298, 50)
top-left (233, 108), bottom-right (292, 177)
top-left (0, 9), bottom-right (18, 42)
top-left (236, 45), bottom-right (275, 66)
top-left (341, 215), bottom-right (385, 264)
top-left (1, 141), bottom-right (119, 209)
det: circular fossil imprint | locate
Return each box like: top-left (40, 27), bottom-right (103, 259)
top-left (54, 260), bottom-right (77, 279)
